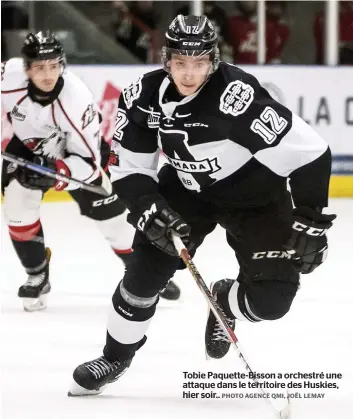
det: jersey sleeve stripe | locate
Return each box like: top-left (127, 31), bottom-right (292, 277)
top-left (51, 103), bottom-right (58, 126)
top-left (16, 93), bottom-right (28, 106)
top-left (1, 87), bottom-right (27, 94)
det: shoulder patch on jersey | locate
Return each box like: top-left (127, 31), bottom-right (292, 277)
top-left (123, 76), bottom-right (143, 109)
top-left (82, 103), bottom-right (97, 129)
top-left (219, 80), bottom-right (254, 117)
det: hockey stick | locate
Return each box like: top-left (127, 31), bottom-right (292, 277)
top-left (172, 236), bottom-right (291, 419)
top-left (1, 151), bottom-right (112, 197)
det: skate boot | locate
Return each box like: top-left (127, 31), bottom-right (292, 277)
top-left (68, 355), bottom-right (132, 396)
top-left (18, 247), bottom-right (51, 312)
top-left (160, 280), bottom-right (180, 300)
top-left (205, 279), bottom-right (236, 359)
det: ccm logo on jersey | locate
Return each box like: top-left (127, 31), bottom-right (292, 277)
top-left (184, 123), bottom-right (208, 127)
top-left (137, 203), bottom-right (157, 230)
top-left (292, 221), bottom-right (327, 236)
top-left (252, 251), bottom-right (292, 259)
top-left (92, 194), bottom-right (118, 207)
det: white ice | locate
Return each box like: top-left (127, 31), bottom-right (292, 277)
top-left (1, 199), bottom-right (353, 419)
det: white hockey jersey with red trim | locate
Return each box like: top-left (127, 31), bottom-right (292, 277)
top-left (1, 58), bottom-right (102, 189)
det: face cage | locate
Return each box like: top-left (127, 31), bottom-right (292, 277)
top-left (161, 46), bottom-right (220, 75)
top-left (24, 55), bottom-right (67, 76)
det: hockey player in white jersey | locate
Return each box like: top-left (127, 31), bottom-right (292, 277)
top-left (1, 31), bottom-right (179, 311)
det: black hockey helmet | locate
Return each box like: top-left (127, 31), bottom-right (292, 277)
top-left (21, 31), bottom-right (66, 69)
top-left (162, 15), bottom-right (219, 72)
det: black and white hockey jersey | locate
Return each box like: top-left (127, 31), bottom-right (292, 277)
top-left (110, 62), bottom-right (331, 210)
top-left (1, 58), bottom-right (104, 190)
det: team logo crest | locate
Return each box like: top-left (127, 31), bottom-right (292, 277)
top-left (23, 129), bottom-right (68, 159)
top-left (137, 105), bottom-right (160, 129)
top-left (219, 81), bottom-right (254, 117)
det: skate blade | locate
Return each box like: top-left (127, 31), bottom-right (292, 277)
top-left (22, 294), bottom-right (48, 312)
top-left (68, 382), bottom-right (107, 397)
top-left (205, 349), bottom-right (213, 361)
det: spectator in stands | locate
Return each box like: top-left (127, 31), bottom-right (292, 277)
top-left (228, 1), bottom-right (289, 64)
top-left (112, 1), bottom-right (161, 64)
top-left (314, 1), bottom-right (353, 65)
top-left (266, 1), bottom-right (290, 64)
top-left (176, 1), bottom-right (232, 61)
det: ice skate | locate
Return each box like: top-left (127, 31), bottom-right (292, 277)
top-left (205, 279), bottom-right (236, 359)
top-left (68, 355), bottom-right (132, 396)
top-left (18, 248), bottom-right (51, 312)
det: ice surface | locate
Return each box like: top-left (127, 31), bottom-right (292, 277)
top-left (1, 199), bottom-right (353, 419)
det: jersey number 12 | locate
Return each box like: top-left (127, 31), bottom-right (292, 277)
top-left (250, 106), bottom-right (288, 144)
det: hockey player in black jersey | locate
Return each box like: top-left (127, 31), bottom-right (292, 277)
top-left (1, 31), bottom-right (178, 311)
top-left (69, 15), bottom-right (335, 395)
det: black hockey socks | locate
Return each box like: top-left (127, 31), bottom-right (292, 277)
top-left (8, 220), bottom-right (47, 273)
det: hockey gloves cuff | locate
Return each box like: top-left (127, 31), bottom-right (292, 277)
top-left (128, 196), bottom-right (191, 257)
top-left (286, 206), bottom-right (336, 274)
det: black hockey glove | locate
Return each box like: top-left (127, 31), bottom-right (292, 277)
top-left (285, 207), bottom-right (336, 274)
top-left (18, 156), bottom-right (70, 193)
top-left (128, 197), bottom-right (191, 257)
